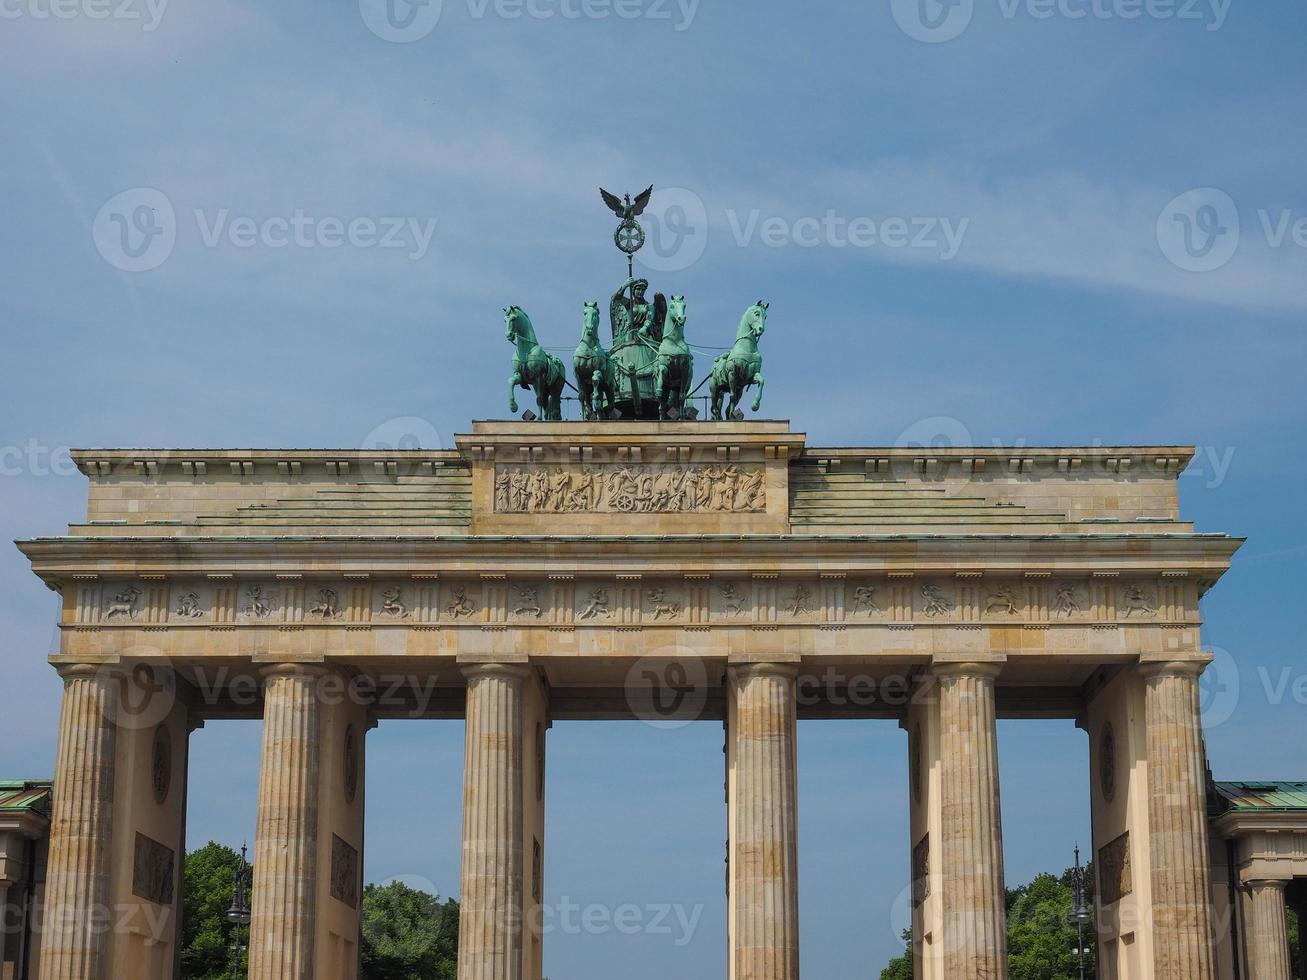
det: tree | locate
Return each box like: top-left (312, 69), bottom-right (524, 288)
top-left (180, 842), bottom-right (246, 980)
top-left (359, 880), bottom-right (461, 980)
top-left (877, 863), bottom-right (1097, 980)
top-left (878, 929), bottom-right (913, 980)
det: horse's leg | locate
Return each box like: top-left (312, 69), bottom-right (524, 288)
top-left (653, 362), bottom-right (666, 420)
top-left (751, 371), bottom-right (765, 413)
top-left (508, 371), bottom-right (521, 415)
top-left (710, 379), bottom-right (723, 421)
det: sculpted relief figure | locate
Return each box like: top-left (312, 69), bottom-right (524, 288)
top-left (244, 585), bottom-right (273, 619)
top-left (309, 588), bottom-right (339, 619)
top-left (1054, 585), bottom-right (1082, 617)
top-left (854, 585), bottom-right (882, 615)
top-left (647, 588), bottom-right (681, 620)
top-left (494, 464), bottom-right (766, 515)
top-left (986, 587), bottom-right (1021, 616)
top-left (579, 589), bottom-right (611, 620)
top-left (174, 591), bottom-right (205, 618)
top-left (1123, 585), bottom-right (1157, 617)
top-left (381, 587), bottom-right (409, 619)
top-left (514, 587), bottom-right (543, 618)
top-left (105, 586), bottom-right (142, 620)
top-left (447, 587), bottom-right (477, 619)
top-left (921, 584), bottom-right (951, 618)
top-left (719, 582), bottom-right (746, 616)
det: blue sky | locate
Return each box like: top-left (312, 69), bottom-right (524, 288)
top-left (2, 0), bottom-right (1305, 975)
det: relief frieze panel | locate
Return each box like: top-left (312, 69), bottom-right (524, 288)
top-left (493, 463), bottom-right (766, 514)
top-left (72, 575), bottom-right (1195, 630)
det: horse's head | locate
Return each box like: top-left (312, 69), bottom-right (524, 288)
top-left (504, 305), bottom-right (533, 345)
top-left (582, 301), bottom-right (601, 338)
top-left (666, 295), bottom-right (687, 333)
top-left (740, 300), bottom-right (769, 341)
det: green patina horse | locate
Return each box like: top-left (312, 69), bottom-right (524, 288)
top-left (709, 300), bottom-right (768, 420)
top-left (653, 295), bottom-right (694, 421)
top-left (573, 301), bottom-right (617, 420)
top-left (505, 305), bottom-right (565, 421)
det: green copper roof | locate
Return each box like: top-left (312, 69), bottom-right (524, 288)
top-left (0, 780), bottom-right (53, 817)
top-left (1213, 781), bottom-right (1307, 812)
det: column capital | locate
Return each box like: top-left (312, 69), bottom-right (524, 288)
top-left (54, 662), bottom-right (114, 682)
top-left (258, 662), bottom-right (331, 682)
top-left (1245, 877), bottom-right (1292, 892)
top-left (460, 662), bottom-right (533, 682)
top-left (728, 662), bottom-right (800, 681)
top-left (1137, 655), bottom-right (1213, 679)
top-left (931, 659), bottom-right (1005, 681)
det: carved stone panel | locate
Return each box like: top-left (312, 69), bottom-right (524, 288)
top-left (494, 464), bottom-right (766, 514)
top-left (331, 834), bottom-right (360, 909)
top-left (132, 832), bottom-right (176, 906)
top-left (1098, 831), bottom-right (1132, 905)
top-left (912, 834), bottom-right (930, 907)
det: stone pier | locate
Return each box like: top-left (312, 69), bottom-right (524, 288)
top-left (37, 666), bottom-right (117, 980)
top-left (728, 664), bottom-right (800, 980)
top-left (248, 665), bottom-right (324, 980)
top-left (1142, 661), bottom-right (1218, 980)
top-left (936, 661), bottom-right (1008, 980)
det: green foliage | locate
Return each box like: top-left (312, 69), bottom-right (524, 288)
top-left (1290, 906), bottom-right (1302, 980)
top-left (180, 842), bottom-right (246, 980)
top-left (182, 846), bottom-right (460, 980)
top-left (359, 881), bottom-right (460, 980)
top-left (878, 865), bottom-right (1097, 980)
top-left (878, 929), bottom-right (913, 980)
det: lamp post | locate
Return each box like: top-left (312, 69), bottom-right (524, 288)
top-left (226, 843), bottom-right (251, 980)
top-left (1068, 844), bottom-right (1092, 980)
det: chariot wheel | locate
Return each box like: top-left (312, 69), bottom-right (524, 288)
top-left (612, 491), bottom-right (637, 512)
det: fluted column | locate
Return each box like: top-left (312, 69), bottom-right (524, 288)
top-left (38, 665), bottom-right (118, 980)
top-left (249, 665), bottom-right (324, 980)
top-left (1141, 661), bottom-right (1218, 979)
top-left (935, 661), bottom-right (1007, 980)
top-left (729, 664), bottom-right (799, 980)
top-left (459, 664), bottom-right (528, 980)
top-left (1245, 880), bottom-right (1292, 980)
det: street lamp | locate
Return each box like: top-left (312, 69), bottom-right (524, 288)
top-left (1068, 844), bottom-right (1092, 980)
top-left (227, 843), bottom-right (251, 980)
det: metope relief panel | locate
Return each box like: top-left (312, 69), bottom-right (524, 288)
top-left (642, 583), bottom-right (686, 623)
top-left (711, 580), bottom-right (752, 620)
top-left (916, 582), bottom-right (954, 621)
top-left (850, 582), bottom-right (887, 620)
top-left (169, 583), bottom-right (209, 621)
top-left (493, 464), bottom-right (766, 514)
top-left (1120, 582), bottom-right (1158, 619)
top-left (778, 580), bottom-right (822, 623)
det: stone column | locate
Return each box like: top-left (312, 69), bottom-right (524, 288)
top-left (37, 665), bottom-right (118, 980)
top-left (1244, 880), bottom-right (1292, 980)
top-left (248, 665), bottom-right (324, 980)
top-left (1141, 661), bottom-right (1218, 979)
top-left (459, 664), bottom-right (528, 980)
top-left (935, 661), bottom-right (1007, 980)
top-left (729, 664), bottom-right (799, 980)
top-left (0, 880), bottom-right (9, 969)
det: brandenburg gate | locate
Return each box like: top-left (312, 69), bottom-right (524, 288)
top-left (17, 420), bottom-right (1251, 980)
